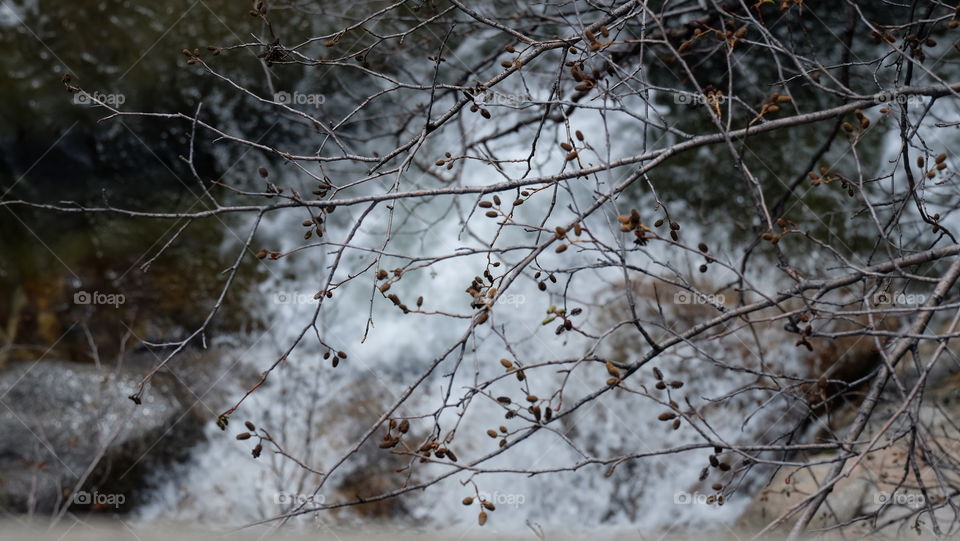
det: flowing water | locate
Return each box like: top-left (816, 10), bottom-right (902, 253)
top-left (2, 1), bottom-right (959, 537)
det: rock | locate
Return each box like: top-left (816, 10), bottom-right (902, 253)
top-left (0, 359), bottom-right (205, 515)
top-left (735, 395), bottom-right (960, 538)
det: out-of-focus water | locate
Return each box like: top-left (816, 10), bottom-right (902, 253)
top-left (2, 0), bottom-right (959, 536)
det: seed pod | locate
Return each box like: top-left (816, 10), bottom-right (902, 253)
top-left (936, 153), bottom-right (948, 163)
top-left (476, 311), bottom-right (489, 324)
top-left (669, 221), bottom-right (680, 231)
top-left (399, 419), bottom-right (410, 433)
top-left (531, 405), bottom-right (541, 421)
top-left (378, 437), bottom-right (398, 449)
top-left (487, 429), bottom-right (498, 438)
top-left (698, 243), bottom-right (708, 252)
top-left (670, 231), bottom-right (679, 241)
top-left (538, 282), bottom-right (547, 291)
top-left (658, 412), bottom-right (677, 421)
top-left (653, 367), bottom-right (663, 380)
top-left (416, 296), bottom-right (423, 307)
top-left (493, 195), bottom-right (501, 205)
top-left (236, 432), bottom-right (251, 440)
top-left (555, 226), bottom-right (567, 238)
top-left (500, 358), bottom-right (513, 369)
top-left (379, 283), bottom-right (391, 293)
top-left (255, 249), bottom-right (269, 259)
top-left (560, 142), bottom-right (573, 151)
top-left (496, 396), bottom-right (511, 404)
top-left (252, 444), bottom-right (262, 458)
top-left (479, 201), bottom-right (493, 208)
top-left (672, 419), bottom-right (681, 430)
top-left (606, 377), bottom-right (620, 386)
top-left (655, 381), bottom-right (667, 390)
top-left (842, 122), bottom-right (854, 133)
top-left (670, 381), bottom-right (683, 388)
top-left (463, 497), bottom-right (474, 505)
top-left (574, 223), bottom-right (582, 236)
top-left (499, 438), bottom-right (507, 447)
top-left (258, 167), bottom-right (269, 178)
top-left (500, 60), bottom-right (512, 68)
top-left (699, 264), bottom-right (708, 273)
top-left (565, 151), bottom-right (578, 161)
top-left (937, 162), bottom-right (947, 170)
top-left (245, 421), bottom-right (256, 431)
top-left (480, 108), bottom-right (491, 119)
top-left (712, 483), bottom-right (724, 491)
top-left (377, 269), bottom-right (388, 280)
top-left (516, 369), bottom-right (525, 381)
top-left (719, 462), bottom-right (731, 471)
top-left (555, 244), bottom-right (568, 253)
top-left (917, 156), bottom-right (925, 168)
top-left (606, 361), bottom-right (621, 378)
top-left (337, 351), bottom-right (347, 359)
top-left (544, 407), bottom-right (553, 421)
top-left (699, 467), bottom-right (709, 481)
top-left (485, 210), bottom-right (498, 218)
top-left (709, 454), bottom-right (720, 467)
top-left (575, 130), bottom-right (584, 141)
top-left (526, 394), bottom-right (538, 403)
top-left (478, 511), bottom-right (488, 526)
top-left (777, 95), bottom-right (792, 103)
top-left (482, 500), bottom-right (496, 511)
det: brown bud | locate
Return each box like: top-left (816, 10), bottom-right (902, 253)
top-left (606, 361), bottom-right (621, 378)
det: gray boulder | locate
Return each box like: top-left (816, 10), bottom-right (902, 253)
top-left (0, 359), bottom-right (205, 516)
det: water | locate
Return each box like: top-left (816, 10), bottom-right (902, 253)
top-left (3, 0), bottom-right (960, 536)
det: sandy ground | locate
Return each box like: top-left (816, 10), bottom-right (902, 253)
top-left (0, 520), bottom-right (776, 541)
top-left (0, 520), bottom-right (944, 541)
